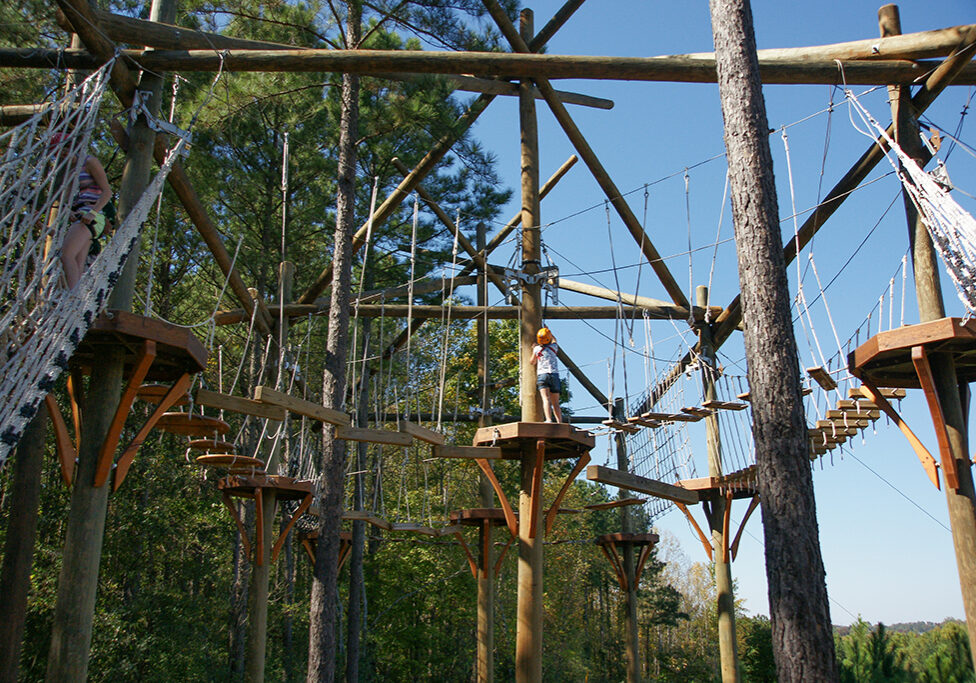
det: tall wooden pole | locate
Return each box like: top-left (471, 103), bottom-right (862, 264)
top-left (612, 397), bottom-right (640, 683)
top-left (708, 1), bottom-right (838, 680)
top-left (476, 223), bottom-right (495, 683)
top-left (880, 5), bottom-right (976, 670)
top-left (516, 9), bottom-right (544, 682)
top-left (698, 286), bottom-right (740, 683)
top-left (45, 1), bottom-right (172, 679)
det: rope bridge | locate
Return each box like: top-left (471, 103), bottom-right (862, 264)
top-left (0, 60), bottom-right (186, 465)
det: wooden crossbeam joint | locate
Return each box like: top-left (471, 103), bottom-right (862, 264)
top-left (475, 458), bottom-right (518, 537)
top-left (674, 501), bottom-right (712, 561)
top-left (45, 394), bottom-right (76, 486)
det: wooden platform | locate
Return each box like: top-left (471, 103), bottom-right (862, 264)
top-left (594, 532), bottom-right (659, 546)
top-left (450, 508), bottom-right (511, 527)
top-left (137, 383), bottom-right (190, 406)
top-left (70, 310), bottom-right (207, 381)
top-left (217, 474), bottom-right (313, 501)
top-left (471, 421), bottom-right (595, 459)
top-left (849, 317), bottom-right (976, 387)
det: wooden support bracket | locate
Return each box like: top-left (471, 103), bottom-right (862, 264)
top-left (338, 535), bottom-right (353, 571)
top-left (544, 451), bottom-right (591, 536)
top-left (528, 439), bottom-right (545, 540)
top-left (911, 345), bottom-right (960, 490)
top-left (598, 542), bottom-right (627, 591)
top-left (95, 340), bottom-right (156, 488)
top-left (454, 531), bottom-right (479, 578)
top-left (114, 373), bottom-right (193, 491)
top-left (861, 378), bottom-right (941, 489)
top-left (45, 394), bottom-right (76, 485)
top-left (475, 458), bottom-right (518, 537)
top-left (494, 532), bottom-right (515, 578)
top-left (67, 368), bottom-right (84, 453)
top-left (674, 501), bottom-right (712, 561)
top-left (721, 490), bottom-right (733, 563)
top-left (635, 544), bottom-right (653, 588)
top-left (271, 492), bottom-right (313, 563)
top-left (222, 491), bottom-right (251, 558)
top-left (730, 494), bottom-right (760, 561)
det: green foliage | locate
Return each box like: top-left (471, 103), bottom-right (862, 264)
top-left (738, 614), bottom-right (776, 683)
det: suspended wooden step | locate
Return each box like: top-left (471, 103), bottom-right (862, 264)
top-left (835, 399), bottom-right (880, 411)
top-left (640, 411), bottom-right (700, 423)
top-left (849, 386), bottom-right (906, 400)
top-left (737, 387), bottom-right (811, 402)
top-left (253, 385), bottom-right (350, 426)
top-left (342, 509), bottom-right (393, 531)
top-left (626, 416), bottom-right (661, 428)
top-left (816, 419), bottom-right (868, 431)
top-left (398, 419), bottom-right (446, 445)
top-left (681, 406), bottom-right (714, 418)
top-left (136, 383), bottom-right (189, 406)
top-left (196, 454), bottom-right (265, 470)
top-left (335, 425), bottom-right (412, 446)
top-left (430, 445), bottom-right (504, 459)
top-left (701, 399), bottom-right (748, 411)
top-left (601, 418), bottom-right (639, 434)
top-left (195, 388), bottom-right (286, 421)
top-left (826, 408), bottom-right (879, 421)
top-left (156, 412), bottom-right (230, 437)
top-left (187, 438), bottom-right (237, 453)
top-left (806, 366), bottom-right (838, 391)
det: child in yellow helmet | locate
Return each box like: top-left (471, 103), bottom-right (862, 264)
top-left (530, 327), bottom-right (562, 423)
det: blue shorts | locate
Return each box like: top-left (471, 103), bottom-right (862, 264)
top-left (537, 373), bottom-right (560, 393)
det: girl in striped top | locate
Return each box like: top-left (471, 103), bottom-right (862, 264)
top-left (54, 134), bottom-right (112, 289)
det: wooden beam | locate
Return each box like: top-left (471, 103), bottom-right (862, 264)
top-left (398, 419), bottom-right (446, 446)
top-left (11, 48), bottom-right (976, 85)
top-left (252, 386), bottom-right (351, 426)
top-left (57, 7), bottom-right (613, 109)
top-left (558, 278), bottom-right (721, 320)
top-left (586, 465), bottom-right (699, 505)
top-left (335, 425), bottom-right (413, 447)
top-left (195, 388), bottom-right (286, 421)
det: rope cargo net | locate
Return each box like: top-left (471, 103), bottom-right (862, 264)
top-left (0, 59), bottom-right (186, 465)
top-left (847, 90), bottom-right (976, 320)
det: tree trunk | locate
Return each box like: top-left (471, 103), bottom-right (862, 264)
top-left (307, 2), bottom-right (361, 681)
top-left (0, 404), bottom-right (47, 683)
top-left (708, 0), bottom-right (838, 680)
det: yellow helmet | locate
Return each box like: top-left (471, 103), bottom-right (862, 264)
top-left (536, 327), bottom-right (553, 345)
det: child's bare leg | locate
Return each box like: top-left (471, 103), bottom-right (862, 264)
top-left (550, 391), bottom-right (563, 423)
top-left (61, 222), bottom-right (90, 289)
top-left (539, 387), bottom-right (553, 422)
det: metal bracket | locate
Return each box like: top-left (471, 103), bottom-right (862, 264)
top-left (503, 265), bottom-right (559, 303)
top-left (129, 90), bottom-right (193, 155)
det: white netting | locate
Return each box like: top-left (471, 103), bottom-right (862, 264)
top-left (0, 60), bottom-right (187, 465)
top-left (846, 91), bottom-right (976, 318)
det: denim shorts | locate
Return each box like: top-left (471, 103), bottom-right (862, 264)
top-left (536, 373), bottom-right (560, 393)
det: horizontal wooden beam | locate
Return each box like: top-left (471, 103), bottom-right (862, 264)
top-left (586, 464), bottom-right (699, 504)
top-left (4, 48), bottom-right (976, 85)
top-left (53, 8), bottom-right (613, 109)
top-left (215, 303), bottom-right (707, 325)
top-left (558, 278), bottom-right (722, 320)
top-left (398, 419), bottom-right (446, 446)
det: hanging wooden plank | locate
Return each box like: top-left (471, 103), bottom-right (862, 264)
top-left (681, 406), bottom-right (715, 418)
top-left (195, 388), bottom-right (286, 421)
top-left (398, 419), bottom-right (446, 445)
top-left (806, 366), bottom-right (838, 391)
top-left (826, 409), bottom-right (880, 421)
top-left (626, 416), bottom-right (661, 428)
top-left (601, 418), bottom-right (640, 433)
top-left (586, 465), bottom-right (699, 504)
top-left (849, 386), bottom-right (907, 400)
top-left (253, 385), bottom-right (351, 426)
top-left (335, 425), bottom-right (413, 447)
top-left (341, 510), bottom-right (393, 531)
top-left (430, 445), bottom-right (504, 459)
top-left (701, 399), bottom-right (748, 411)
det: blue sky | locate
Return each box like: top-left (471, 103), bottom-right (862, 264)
top-left (452, 0), bottom-right (976, 626)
